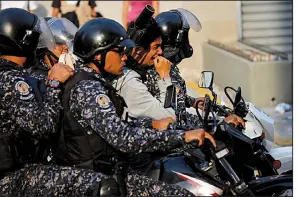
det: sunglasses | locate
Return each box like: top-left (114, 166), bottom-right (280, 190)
top-left (110, 47), bottom-right (126, 56)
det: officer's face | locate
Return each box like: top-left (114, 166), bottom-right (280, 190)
top-left (48, 44), bottom-right (69, 67)
top-left (141, 37), bottom-right (163, 66)
top-left (104, 47), bottom-right (127, 75)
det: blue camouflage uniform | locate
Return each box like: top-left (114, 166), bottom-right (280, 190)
top-left (28, 59), bottom-right (49, 81)
top-left (0, 163), bottom-right (108, 196)
top-left (145, 64), bottom-right (202, 130)
top-left (0, 58), bottom-right (61, 139)
top-left (0, 59), bottom-right (120, 196)
top-left (62, 63), bottom-right (194, 196)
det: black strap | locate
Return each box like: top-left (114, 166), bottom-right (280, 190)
top-left (27, 1), bottom-right (30, 11)
top-left (91, 51), bottom-right (109, 78)
top-left (125, 56), bottom-right (149, 82)
top-left (114, 161), bottom-right (128, 196)
top-left (76, 0), bottom-right (81, 7)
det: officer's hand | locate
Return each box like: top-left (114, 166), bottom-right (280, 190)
top-left (152, 117), bottom-right (175, 130)
top-left (48, 63), bottom-right (74, 83)
top-left (185, 129), bottom-right (216, 147)
top-left (193, 97), bottom-right (205, 109)
top-left (154, 56), bottom-right (171, 78)
top-left (224, 114), bottom-right (245, 127)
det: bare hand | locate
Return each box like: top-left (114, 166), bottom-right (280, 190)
top-left (154, 56), bottom-right (171, 78)
top-left (152, 117), bottom-right (175, 130)
top-left (48, 63), bottom-right (74, 83)
top-left (185, 129), bottom-right (216, 147)
top-left (193, 97), bottom-right (205, 109)
top-left (224, 114), bottom-right (245, 127)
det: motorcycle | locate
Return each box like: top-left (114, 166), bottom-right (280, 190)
top-left (197, 71), bottom-right (292, 175)
top-left (143, 74), bottom-right (292, 196)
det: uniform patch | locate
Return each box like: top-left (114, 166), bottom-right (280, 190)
top-left (15, 81), bottom-right (34, 100)
top-left (96, 94), bottom-right (111, 109)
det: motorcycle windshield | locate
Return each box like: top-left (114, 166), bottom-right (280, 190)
top-left (176, 8), bottom-right (202, 32)
top-left (246, 102), bottom-right (275, 142)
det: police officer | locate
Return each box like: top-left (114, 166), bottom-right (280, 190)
top-left (0, 8), bottom-right (114, 196)
top-left (30, 17), bottom-right (78, 81)
top-left (0, 8), bottom-right (72, 175)
top-left (154, 9), bottom-right (245, 129)
top-left (142, 8), bottom-right (206, 129)
top-left (54, 17), bottom-right (216, 196)
top-left (155, 8), bottom-right (202, 110)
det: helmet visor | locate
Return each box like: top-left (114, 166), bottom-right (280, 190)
top-left (35, 17), bottom-right (56, 50)
top-left (176, 8), bottom-right (202, 32)
top-left (46, 18), bottom-right (78, 50)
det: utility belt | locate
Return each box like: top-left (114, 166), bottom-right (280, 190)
top-left (0, 133), bottom-right (48, 177)
top-left (74, 159), bottom-right (129, 196)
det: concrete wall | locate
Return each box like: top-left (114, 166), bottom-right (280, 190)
top-left (202, 43), bottom-right (293, 107)
top-left (34, 1), bottom-right (239, 81)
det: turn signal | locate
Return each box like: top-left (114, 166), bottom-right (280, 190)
top-left (273, 160), bottom-right (281, 170)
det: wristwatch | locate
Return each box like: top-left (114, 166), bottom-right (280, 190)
top-left (48, 79), bottom-right (61, 88)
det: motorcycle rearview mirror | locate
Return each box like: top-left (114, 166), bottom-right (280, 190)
top-left (164, 85), bottom-right (176, 109)
top-left (198, 71), bottom-right (214, 91)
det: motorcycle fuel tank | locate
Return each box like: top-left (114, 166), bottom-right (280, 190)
top-left (157, 155), bottom-right (225, 196)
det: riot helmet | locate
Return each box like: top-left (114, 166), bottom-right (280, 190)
top-left (0, 8), bottom-right (55, 67)
top-left (37, 17), bottom-right (78, 67)
top-left (126, 5), bottom-right (162, 65)
top-left (155, 8), bottom-right (202, 64)
top-left (73, 18), bottom-right (135, 76)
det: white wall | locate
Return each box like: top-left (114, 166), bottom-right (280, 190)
top-left (35, 1), bottom-right (239, 81)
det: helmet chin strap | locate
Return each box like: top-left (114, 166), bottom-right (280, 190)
top-left (45, 50), bottom-right (59, 67)
top-left (91, 51), bottom-right (110, 78)
top-left (173, 44), bottom-right (193, 64)
top-left (23, 52), bottom-right (37, 69)
top-left (128, 47), bottom-right (151, 66)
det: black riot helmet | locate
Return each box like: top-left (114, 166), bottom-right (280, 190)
top-left (73, 18), bottom-right (135, 76)
top-left (0, 8), bottom-right (55, 61)
top-left (155, 8), bottom-right (202, 64)
top-left (36, 17), bottom-right (78, 66)
top-left (127, 5), bottom-right (161, 50)
top-left (126, 5), bottom-right (162, 64)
